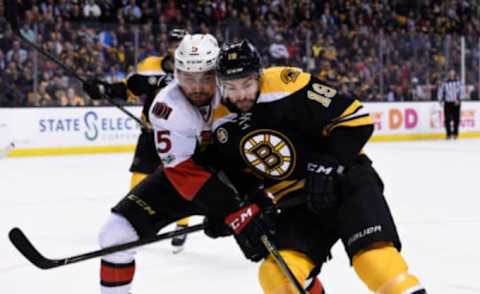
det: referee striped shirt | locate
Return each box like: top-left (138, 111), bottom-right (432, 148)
top-left (437, 79), bottom-right (464, 102)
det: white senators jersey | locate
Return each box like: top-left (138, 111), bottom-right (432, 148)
top-left (148, 80), bottom-right (220, 200)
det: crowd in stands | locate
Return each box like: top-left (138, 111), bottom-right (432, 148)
top-left (1, 0), bottom-right (480, 107)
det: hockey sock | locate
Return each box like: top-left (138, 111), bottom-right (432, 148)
top-left (98, 213), bottom-right (139, 294)
top-left (353, 242), bottom-right (426, 294)
top-left (259, 249), bottom-right (322, 294)
top-left (100, 260), bottom-right (135, 294)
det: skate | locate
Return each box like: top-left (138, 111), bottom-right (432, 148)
top-left (171, 224), bottom-right (188, 254)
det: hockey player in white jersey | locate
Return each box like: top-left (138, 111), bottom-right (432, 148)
top-left (96, 34), bottom-right (243, 293)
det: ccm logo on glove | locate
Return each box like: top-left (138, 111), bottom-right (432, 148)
top-left (225, 204), bottom-right (260, 234)
top-left (307, 163), bottom-right (344, 175)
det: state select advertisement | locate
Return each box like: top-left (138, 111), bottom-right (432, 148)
top-left (0, 106), bottom-right (142, 155)
top-left (1, 102), bottom-right (479, 156)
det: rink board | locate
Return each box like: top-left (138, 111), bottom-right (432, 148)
top-left (1, 102), bottom-right (480, 157)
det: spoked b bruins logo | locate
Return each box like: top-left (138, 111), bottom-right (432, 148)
top-left (240, 129), bottom-right (296, 180)
top-left (280, 68), bottom-right (300, 84)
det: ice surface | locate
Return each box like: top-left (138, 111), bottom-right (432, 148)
top-left (1, 139), bottom-right (480, 293)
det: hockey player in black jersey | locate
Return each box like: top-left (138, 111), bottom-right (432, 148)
top-left (204, 40), bottom-right (428, 294)
top-left (83, 29), bottom-right (191, 252)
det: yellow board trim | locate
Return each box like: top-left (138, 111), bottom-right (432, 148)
top-left (8, 145), bottom-right (136, 157)
top-left (4, 132), bottom-right (480, 158)
top-left (370, 132), bottom-right (480, 142)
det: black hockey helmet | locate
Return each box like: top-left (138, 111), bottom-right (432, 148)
top-left (168, 28), bottom-right (188, 42)
top-left (217, 39), bottom-right (261, 80)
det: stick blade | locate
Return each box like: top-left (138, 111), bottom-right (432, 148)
top-left (8, 228), bottom-right (59, 269)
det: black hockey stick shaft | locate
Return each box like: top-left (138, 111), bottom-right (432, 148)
top-left (2, 0), bottom-right (148, 130)
top-left (260, 235), bottom-right (307, 294)
top-left (9, 224), bottom-right (204, 270)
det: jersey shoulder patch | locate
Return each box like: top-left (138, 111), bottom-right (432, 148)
top-left (258, 67), bottom-right (311, 103)
top-left (151, 102), bottom-right (173, 120)
top-left (137, 56), bottom-right (164, 75)
top-left (150, 82), bottom-right (198, 131)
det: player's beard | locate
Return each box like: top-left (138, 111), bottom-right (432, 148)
top-left (189, 92), bottom-right (213, 106)
top-left (235, 99), bottom-right (255, 112)
top-left (228, 93), bottom-right (257, 112)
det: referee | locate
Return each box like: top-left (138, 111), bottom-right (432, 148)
top-left (437, 70), bottom-right (464, 139)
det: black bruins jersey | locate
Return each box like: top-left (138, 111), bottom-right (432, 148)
top-left (125, 56), bottom-right (173, 174)
top-left (111, 56), bottom-right (173, 128)
top-left (128, 56), bottom-right (174, 127)
top-left (210, 67), bottom-right (374, 202)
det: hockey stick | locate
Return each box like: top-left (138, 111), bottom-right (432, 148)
top-left (261, 235), bottom-right (307, 294)
top-left (8, 224), bottom-right (204, 270)
top-left (2, 0), bottom-right (149, 130)
top-left (219, 171), bottom-right (306, 293)
top-left (0, 142), bottom-right (15, 159)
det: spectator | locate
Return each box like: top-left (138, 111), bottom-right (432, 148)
top-left (138, 42), bottom-right (159, 62)
top-left (164, 0), bottom-right (181, 24)
top-left (471, 83), bottom-right (480, 101)
top-left (123, 0), bottom-right (142, 23)
top-left (0, 49), bottom-right (5, 71)
top-left (83, 0), bottom-right (102, 20)
top-left (2, 0), bottom-right (480, 106)
top-left (6, 41), bottom-right (28, 64)
top-left (37, 82), bottom-right (54, 106)
top-left (66, 87), bottom-right (85, 106)
top-left (269, 34), bottom-right (289, 66)
top-left (98, 28), bottom-right (117, 49)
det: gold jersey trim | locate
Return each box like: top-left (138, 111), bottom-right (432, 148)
top-left (136, 56), bottom-right (165, 76)
top-left (323, 99), bottom-right (373, 135)
top-left (212, 104), bottom-right (236, 130)
top-left (257, 67), bottom-right (311, 104)
top-left (266, 179), bottom-right (305, 203)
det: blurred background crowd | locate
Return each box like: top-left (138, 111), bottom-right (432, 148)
top-left (1, 0), bottom-right (480, 107)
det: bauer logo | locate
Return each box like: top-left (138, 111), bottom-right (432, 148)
top-left (347, 225), bottom-right (382, 246)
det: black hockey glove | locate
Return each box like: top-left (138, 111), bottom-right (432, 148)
top-left (341, 155), bottom-right (384, 197)
top-left (305, 154), bottom-right (345, 213)
top-left (225, 203), bottom-right (275, 262)
top-left (126, 73), bottom-right (173, 97)
top-left (246, 189), bottom-right (275, 209)
top-left (203, 189), bottom-right (274, 239)
top-left (83, 79), bottom-right (127, 100)
top-left (83, 79), bottom-right (111, 100)
top-left (203, 215), bottom-right (231, 239)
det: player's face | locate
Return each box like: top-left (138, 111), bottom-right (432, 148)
top-left (177, 70), bottom-right (217, 106)
top-left (222, 74), bottom-right (259, 112)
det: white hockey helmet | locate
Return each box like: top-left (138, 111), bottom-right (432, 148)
top-left (174, 34), bottom-right (220, 72)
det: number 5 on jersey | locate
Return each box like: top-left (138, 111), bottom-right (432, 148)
top-left (156, 130), bottom-right (172, 153)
